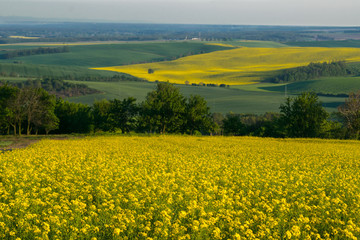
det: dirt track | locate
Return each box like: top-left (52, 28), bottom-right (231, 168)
top-left (0, 135), bottom-right (74, 153)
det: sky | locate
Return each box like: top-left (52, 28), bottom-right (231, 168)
top-left (1, 0), bottom-right (360, 26)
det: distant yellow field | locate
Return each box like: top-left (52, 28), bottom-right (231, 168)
top-left (9, 35), bottom-right (40, 39)
top-left (205, 43), bottom-right (236, 48)
top-left (93, 47), bottom-right (360, 85)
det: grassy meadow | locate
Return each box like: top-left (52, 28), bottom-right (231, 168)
top-left (93, 47), bottom-right (360, 85)
top-left (258, 76), bottom-right (360, 96)
top-left (66, 80), bottom-right (345, 114)
top-left (1, 136), bottom-right (360, 239)
top-left (66, 80), bottom-right (288, 114)
top-left (0, 41), bottom-right (231, 67)
top-left (0, 63), bottom-right (117, 79)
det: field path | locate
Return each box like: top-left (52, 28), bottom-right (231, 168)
top-left (0, 135), bottom-right (77, 152)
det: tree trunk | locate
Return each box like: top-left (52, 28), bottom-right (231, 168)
top-left (18, 121), bottom-right (22, 136)
top-left (27, 119), bottom-right (31, 135)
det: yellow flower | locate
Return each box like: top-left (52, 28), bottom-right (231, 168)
top-left (113, 228), bottom-right (121, 236)
top-left (285, 230), bottom-right (292, 239)
top-left (291, 226), bottom-right (301, 237)
top-left (213, 227), bottom-right (221, 239)
top-left (234, 233), bottom-right (241, 240)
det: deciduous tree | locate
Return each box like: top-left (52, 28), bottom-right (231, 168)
top-left (338, 90), bottom-right (360, 139)
top-left (55, 99), bottom-right (93, 134)
top-left (279, 92), bottom-right (328, 138)
top-left (0, 84), bottom-right (19, 135)
top-left (184, 95), bottom-right (214, 134)
top-left (108, 97), bottom-right (139, 133)
top-left (142, 82), bottom-right (186, 134)
top-left (93, 99), bottom-right (112, 132)
top-left (222, 113), bottom-right (246, 136)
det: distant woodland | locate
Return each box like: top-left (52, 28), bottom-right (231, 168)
top-left (0, 46), bottom-right (70, 59)
top-left (1, 78), bottom-right (101, 98)
top-left (267, 61), bottom-right (360, 83)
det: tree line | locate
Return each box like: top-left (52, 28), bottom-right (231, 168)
top-left (219, 91), bottom-right (360, 139)
top-left (0, 46), bottom-right (70, 59)
top-left (1, 82), bottom-right (360, 139)
top-left (0, 82), bottom-right (214, 135)
top-left (268, 61), bottom-right (359, 83)
top-left (0, 85), bottom-right (58, 135)
top-left (8, 78), bottom-right (101, 98)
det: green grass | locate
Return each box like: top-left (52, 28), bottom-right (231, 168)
top-left (285, 40), bottom-right (360, 48)
top-left (65, 80), bottom-right (345, 114)
top-left (257, 76), bottom-right (360, 95)
top-left (0, 141), bottom-right (13, 147)
top-left (0, 77), bottom-right (36, 82)
top-left (0, 45), bottom-right (42, 50)
top-left (0, 42), bottom-right (232, 68)
top-left (0, 63), bottom-right (120, 79)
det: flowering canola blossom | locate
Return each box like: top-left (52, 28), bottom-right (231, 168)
top-left (0, 136), bottom-right (360, 239)
top-left (93, 47), bottom-right (360, 85)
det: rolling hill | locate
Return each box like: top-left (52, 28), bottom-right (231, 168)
top-left (93, 47), bottom-right (360, 85)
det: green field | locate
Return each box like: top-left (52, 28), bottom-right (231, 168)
top-left (0, 41), bottom-right (231, 67)
top-left (258, 76), bottom-right (360, 96)
top-left (0, 45), bottom-right (43, 50)
top-left (66, 80), bottom-right (345, 114)
top-left (0, 63), bottom-right (118, 79)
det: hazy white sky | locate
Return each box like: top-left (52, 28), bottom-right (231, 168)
top-left (1, 0), bottom-right (360, 26)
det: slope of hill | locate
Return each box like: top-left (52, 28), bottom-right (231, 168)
top-left (258, 76), bottom-right (360, 96)
top-left (65, 80), bottom-right (344, 114)
top-left (0, 41), bottom-right (232, 67)
top-left (93, 47), bottom-right (360, 85)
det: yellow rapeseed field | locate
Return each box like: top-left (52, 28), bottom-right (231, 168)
top-left (1, 136), bottom-right (360, 239)
top-left (93, 47), bottom-right (360, 85)
top-left (8, 36), bottom-right (40, 40)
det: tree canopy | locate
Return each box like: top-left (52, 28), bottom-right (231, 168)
top-left (338, 90), bottom-right (360, 139)
top-left (0, 82), bottom-right (358, 140)
top-left (279, 92), bottom-right (329, 138)
top-left (141, 82), bottom-right (186, 134)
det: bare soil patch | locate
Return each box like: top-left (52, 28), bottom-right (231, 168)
top-left (0, 135), bottom-right (77, 152)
